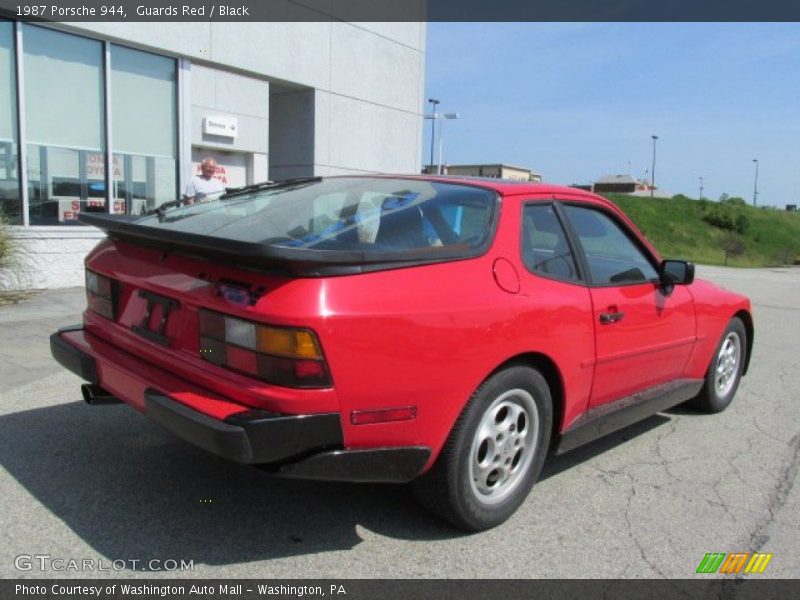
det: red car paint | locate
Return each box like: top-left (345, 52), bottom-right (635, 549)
top-left (55, 177), bottom-right (752, 476)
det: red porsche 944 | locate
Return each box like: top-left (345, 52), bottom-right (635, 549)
top-left (51, 176), bottom-right (752, 530)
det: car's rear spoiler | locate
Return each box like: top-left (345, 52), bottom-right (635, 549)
top-left (78, 212), bottom-right (474, 277)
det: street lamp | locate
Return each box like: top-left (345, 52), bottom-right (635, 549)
top-left (699, 176), bottom-right (704, 201)
top-left (752, 159), bottom-right (759, 207)
top-left (437, 112), bottom-right (459, 175)
top-left (650, 135), bottom-right (658, 199)
top-left (427, 98), bottom-right (440, 173)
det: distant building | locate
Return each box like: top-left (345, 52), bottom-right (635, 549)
top-left (591, 174), bottom-right (671, 198)
top-left (592, 174), bottom-right (641, 194)
top-left (423, 164), bottom-right (542, 182)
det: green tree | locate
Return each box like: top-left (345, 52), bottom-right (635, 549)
top-left (720, 233), bottom-right (745, 266)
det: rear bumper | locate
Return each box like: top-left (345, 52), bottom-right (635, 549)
top-left (50, 325), bottom-right (429, 482)
top-left (50, 324), bottom-right (99, 384)
top-left (145, 389), bottom-right (342, 464)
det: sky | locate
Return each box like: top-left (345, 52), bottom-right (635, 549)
top-left (424, 23), bottom-right (800, 206)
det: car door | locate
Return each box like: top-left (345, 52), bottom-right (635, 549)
top-left (559, 202), bottom-right (696, 408)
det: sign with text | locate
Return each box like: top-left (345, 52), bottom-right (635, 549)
top-left (203, 115), bottom-right (238, 138)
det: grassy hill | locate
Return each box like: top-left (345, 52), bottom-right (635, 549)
top-left (601, 193), bottom-right (800, 267)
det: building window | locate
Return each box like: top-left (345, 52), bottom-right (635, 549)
top-left (8, 23), bottom-right (180, 225)
top-left (23, 25), bottom-right (106, 225)
top-left (110, 45), bottom-right (177, 214)
top-left (0, 20), bottom-right (20, 223)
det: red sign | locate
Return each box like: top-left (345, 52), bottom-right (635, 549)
top-left (194, 163), bottom-right (229, 185)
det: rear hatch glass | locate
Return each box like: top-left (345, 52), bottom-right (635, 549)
top-left (80, 177), bottom-right (498, 276)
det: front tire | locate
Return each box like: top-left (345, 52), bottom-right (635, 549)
top-left (690, 317), bottom-right (747, 413)
top-left (413, 366), bottom-right (552, 531)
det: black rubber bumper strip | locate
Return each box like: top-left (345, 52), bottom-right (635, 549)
top-left (144, 389), bottom-right (343, 465)
top-left (276, 447), bottom-right (431, 483)
top-left (50, 325), bottom-right (99, 384)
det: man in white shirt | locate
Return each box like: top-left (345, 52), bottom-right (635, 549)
top-left (184, 159), bottom-right (226, 204)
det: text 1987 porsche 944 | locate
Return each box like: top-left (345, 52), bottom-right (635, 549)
top-left (51, 176), bottom-right (752, 530)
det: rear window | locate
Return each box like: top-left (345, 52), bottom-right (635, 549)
top-left (135, 178), bottom-right (497, 255)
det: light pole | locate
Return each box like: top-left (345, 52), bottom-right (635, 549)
top-left (752, 159), bottom-right (759, 206)
top-left (650, 135), bottom-right (658, 199)
top-left (699, 176), bottom-right (704, 201)
top-left (427, 98), bottom-right (440, 173)
top-left (437, 112), bottom-right (459, 175)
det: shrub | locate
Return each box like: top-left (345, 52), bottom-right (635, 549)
top-left (722, 196), bottom-right (747, 206)
top-left (734, 213), bottom-right (749, 235)
top-left (0, 214), bottom-right (30, 300)
top-left (702, 208), bottom-right (734, 231)
top-left (0, 213), bottom-right (12, 271)
top-left (702, 203), bottom-right (750, 235)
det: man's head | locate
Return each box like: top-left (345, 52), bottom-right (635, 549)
top-left (200, 159), bottom-right (217, 179)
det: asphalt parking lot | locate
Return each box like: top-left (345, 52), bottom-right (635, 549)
top-left (0, 265), bottom-right (798, 579)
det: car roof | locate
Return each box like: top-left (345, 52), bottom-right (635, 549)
top-left (336, 173), bottom-right (607, 203)
top-left (344, 174), bottom-right (658, 259)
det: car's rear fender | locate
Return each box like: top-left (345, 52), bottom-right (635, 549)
top-left (481, 352), bottom-right (567, 453)
top-left (318, 263), bottom-right (592, 470)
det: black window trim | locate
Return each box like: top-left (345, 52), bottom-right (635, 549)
top-left (555, 199), bottom-right (662, 289)
top-left (519, 198), bottom-right (587, 285)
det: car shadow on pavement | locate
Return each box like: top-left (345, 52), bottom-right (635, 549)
top-left (541, 413), bottom-right (671, 480)
top-left (1, 401), bottom-right (675, 569)
top-left (0, 400), bottom-right (457, 569)
top-left (663, 404), bottom-right (707, 416)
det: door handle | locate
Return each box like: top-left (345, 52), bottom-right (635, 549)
top-left (599, 311), bottom-right (625, 324)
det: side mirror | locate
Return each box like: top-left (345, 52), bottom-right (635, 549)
top-left (660, 259), bottom-right (695, 286)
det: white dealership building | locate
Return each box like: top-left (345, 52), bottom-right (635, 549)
top-left (0, 18), bottom-right (426, 288)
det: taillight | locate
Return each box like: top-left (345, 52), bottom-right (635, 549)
top-left (86, 270), bottom-right (118, 320)
top-left (198, 309), bottom-right (331, 389)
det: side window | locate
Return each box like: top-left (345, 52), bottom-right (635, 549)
top-left (563, 205), bottom-right (658, 285)
top-left (521, 204), bottom-right (579, 281)
top-left (425, 199), bottom-right (492, 246)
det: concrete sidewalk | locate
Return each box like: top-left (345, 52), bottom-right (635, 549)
top-left (0, 287), bottom-right (85, 394)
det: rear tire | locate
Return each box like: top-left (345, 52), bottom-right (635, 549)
top-left (689, 317), bottom-right (747, 413)
top-left (412, 366), bottom-right (552, 531)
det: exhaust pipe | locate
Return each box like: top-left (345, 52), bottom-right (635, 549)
top-left (81, 383), bottom-right (122, 405)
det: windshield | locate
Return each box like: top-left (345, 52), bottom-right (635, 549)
top-left (135, 177), bottom-right (497, 255)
